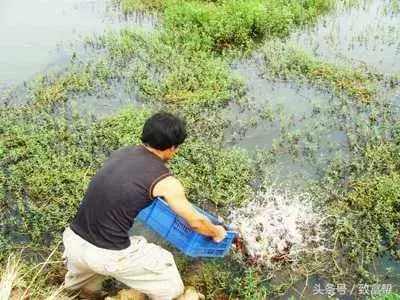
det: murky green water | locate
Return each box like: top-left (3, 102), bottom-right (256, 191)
top-left (67, 83), bottom-right (143, 119)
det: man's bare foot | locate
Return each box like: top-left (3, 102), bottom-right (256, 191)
top-left (104, 288), bottom-right (147, 300)
top-left (176, 286), bottom-right (205, 300)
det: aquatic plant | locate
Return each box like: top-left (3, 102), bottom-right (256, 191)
top-left (261, 40), bottom-right (395, 102)
top-left (171, 140), bottom-right (253, 206)
top-left (98, 29), bottom-right (236, 105)
top-left (114, 0), bottom-right (164, 13)
top-left (118, 0), bottom-right (334, 54)
top-left (372, 294), bottom-right (400, 300)
top-left (32, 60), bottom-right (114, 107)
top-left (0, 101), bottom-right (254, 253)
top-left (320, 138), bottom-right (400, 282)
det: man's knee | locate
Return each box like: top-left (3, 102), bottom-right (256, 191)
top-left (170, 277), bottom-right (185, 299)
top-left (149, 270), bottom-right (184, 299)
top-left (163, 254), bottom-right (184, 298)
top-left (64, 272), bottom-right (102, 292)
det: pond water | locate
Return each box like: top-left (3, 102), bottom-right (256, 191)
top-left (0, 0), bottom-right (156, 86)
top-left (227, 57), bottom-right (333, 151)
top-left (66, 80), bottom-right (144, 119)
top-left (226, 0), bottom-right (400, 186)
top-left (225, 1), bottom-right (400, 297)
top-left (290, 0), bottom-right (400, 74)
top-left (226, 55), bottom-right (350, 188)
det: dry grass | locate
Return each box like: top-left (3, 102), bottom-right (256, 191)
top-left (0, 255), bottom-right (23, 300)
top-left (43, 285), bottom-right (74, 300)
top-left (0, 251), bottom-right (74, 300)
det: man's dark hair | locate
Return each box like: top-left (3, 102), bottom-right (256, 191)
top-left (141, 112), bottom-right (187, 150)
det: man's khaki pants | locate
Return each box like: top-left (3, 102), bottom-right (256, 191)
top-left (62, 227), bottom-right (184, 299)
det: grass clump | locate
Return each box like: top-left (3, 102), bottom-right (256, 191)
top-left (322, 136), bottom-right (400, 282)
top-left (114, 0), bottom-right (165, 13)
top-left (0, 255), bottom-right (21, 300)
top-left (171, 141), bottom-right (253, 206)
top-left (178, 259), bottom-right (271, 299)
top-left (1, 106), bottom-right (104, 250)
top-left (163, 0), bottom-right (291, 53)
top-left (100, 0), bottom-right (336, 110)
top-left (0, 170), bottom-right (5, 206)
top-left (33, 73), bottom-right (91, 106)
top-left (262, 40), bottom-right (386, 102)
top-left (0, 253), bottom-right (73, 300)
top-left (290, 0), bottom-right (334, 25)
top-left (104, 29), bottom-right (237, 105)
top-left (372, 294), bottom-right (400, 300)
top-left (163, 0), bottom-right (333, 53)
top-left (116, 0), bottom-right (333, 53)
top-left (32, 60), bottom-right (114, 107)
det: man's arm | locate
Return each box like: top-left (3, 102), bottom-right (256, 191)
top-left (152, 176), bottom-right (227, 243)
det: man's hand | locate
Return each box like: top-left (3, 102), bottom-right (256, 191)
top-left (153, 176), bottom-right (229, 241)
top-left (212, 225), bottom-right (227, 243)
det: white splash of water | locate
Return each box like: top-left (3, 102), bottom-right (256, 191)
top-left (228, 188), bottom-right (327, 264)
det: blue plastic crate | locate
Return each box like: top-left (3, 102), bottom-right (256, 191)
top-left (137, 197), bottom-right (236, 257)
